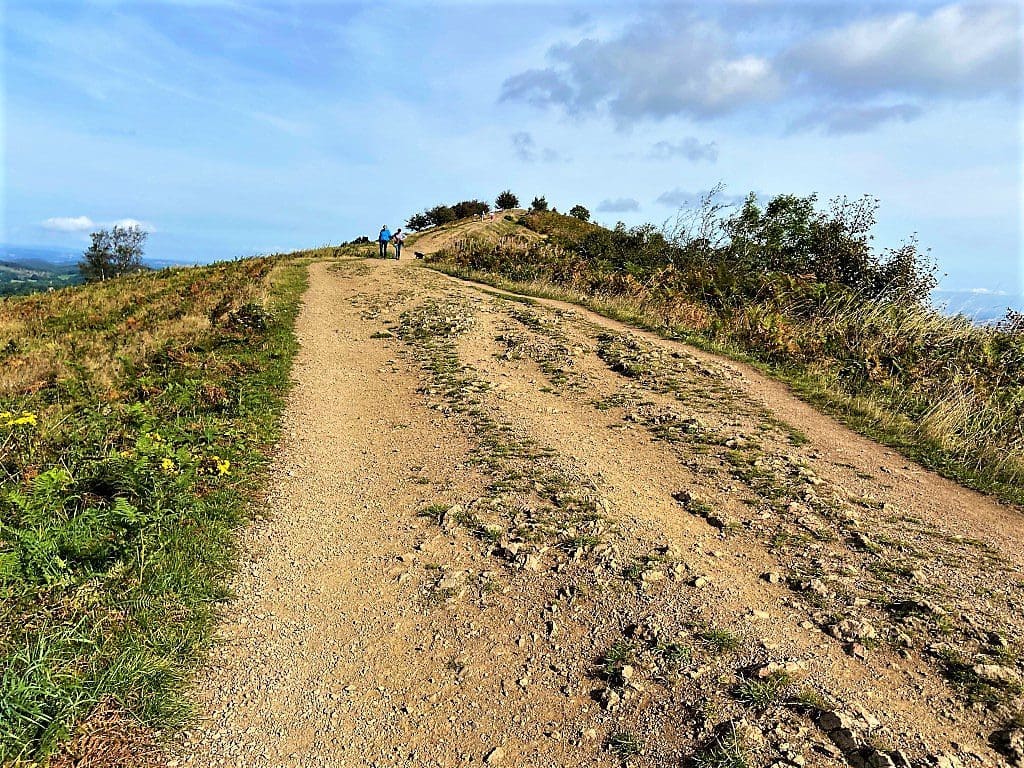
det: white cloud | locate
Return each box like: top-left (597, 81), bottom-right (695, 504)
top-left (655, 187), bottom-right (748, 208)
top-left (789, 103), bottom-right (923, 135)
top-left (42, 215), bottom-right (95, 232)
top-left (501, 15), bottom-right (783, 123)
top-left (785, 4), bottom-right (1021, 99)
top-left (502, 3), bottom-right (1021, 131)
top-left (40, 216), bottom-right (155, 234)
top-left (511, 131), bottom-right (562, 163)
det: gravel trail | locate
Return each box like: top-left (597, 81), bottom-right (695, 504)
top-left (174, 257), bottom-right (1024, 768)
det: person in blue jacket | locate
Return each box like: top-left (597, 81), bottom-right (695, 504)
top-left (378, 225), bottom-right (392, 258)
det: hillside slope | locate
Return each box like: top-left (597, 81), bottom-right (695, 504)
top-left (0, 254), bottom-right (314, 765)
top-left (175, 255), bottom-right (1023, 768)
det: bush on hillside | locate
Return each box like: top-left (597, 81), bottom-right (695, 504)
top-left (426, 205), bottom-right (457, 227)
top-left (569, 205), bottom-right (591, 222)
top-left (495, 190), bottom-right (519, 210)
top-left (452, 200), bottom-right (490, 219)
top-left (406, 212), bottom-right (431, 231)
top-left (530, 196), bottom-right (549, 212)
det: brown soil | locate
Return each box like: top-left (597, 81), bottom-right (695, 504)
top-left (173, 257), bottom-right (1024, 768)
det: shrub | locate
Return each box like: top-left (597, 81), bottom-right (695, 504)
top-left (452, 200), bottom-right (490, 219)
top-left (406, 212), bottom-right (431, 231)
top-left (569, 205), bottom-right (590, 222)
top-left (530, 196), bottom-right (549, 212)
top-left (495, 190), bottom-right (519, 210)
top-left (426, 205), bottom-right (457, 227)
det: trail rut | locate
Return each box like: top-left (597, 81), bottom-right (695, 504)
top-left (176, 258), bottom-right (1024, 768)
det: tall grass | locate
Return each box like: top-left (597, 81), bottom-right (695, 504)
top-left (0, 251), bottom-right (314, 762)
top-left (427, 224), bottom-right (1023, 506)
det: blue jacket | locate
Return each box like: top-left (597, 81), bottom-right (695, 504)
top-left (379, 228), bottom-right (392, 242)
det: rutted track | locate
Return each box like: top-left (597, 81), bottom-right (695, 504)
top-left (176, 258), bottom-right (1024, 768)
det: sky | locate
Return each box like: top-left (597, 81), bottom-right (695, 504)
top-left (2, 0), bottom-right (1022, 300)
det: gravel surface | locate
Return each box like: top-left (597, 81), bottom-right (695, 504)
top-left (172, 258), bottom-right (1024, 768)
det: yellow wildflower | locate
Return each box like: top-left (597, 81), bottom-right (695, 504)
top-left (4, 411), bottom-right (37, 427)
top-left (216, 458), bottom-right (231, 476)
top-left (161, 457), bottom-right (175, 472)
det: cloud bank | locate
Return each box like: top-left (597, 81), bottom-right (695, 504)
top-left (42, 216), bottom-right (95, 232)
top-left (501, 3), bottom-right (1021, 133)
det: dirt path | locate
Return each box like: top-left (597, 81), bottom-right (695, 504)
top-left (175, 258), bottom-right (1024, 768)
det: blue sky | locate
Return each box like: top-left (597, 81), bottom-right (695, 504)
top-left (2, 1), bottom-right (1021, 299)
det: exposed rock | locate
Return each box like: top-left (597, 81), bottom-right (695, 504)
top-left (972, 664), bottom-right (1021, 687)
top-left (830, 619), bottom-right (878, 643)
top-left (641, 568), bottom-right (666, 584)
top-left (598, 687), bottom-right (621, 711)
top-left (484, 746), bottom-right (506, 764)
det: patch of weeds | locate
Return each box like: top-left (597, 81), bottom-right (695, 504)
top-left (479, 577), bottom-right (502, 594)
top-left (418, 503), bottom-right (449, 523)
top-left (788, 687), bottom-right (827, 712)
top-left (699, 628), bottom-right (742, 655)
top-left (599, 640), bottom-right (638, 687)
top-left (607, 730), bottom-right (641, 759)
top-left (937, 647), bottom-right (1024, 708)
top-left (593, 393), bottom-right (632, 411)
top-left (652, 640), bottom-right (693, 680)
top-left (692, 727), bottom-right (750, 768)
top-left (734, 672), bottom-right (792, 711)
top-left (369, 330), bottom-right (393, 339)
top-left (769, 530), bottom-right (809, 551)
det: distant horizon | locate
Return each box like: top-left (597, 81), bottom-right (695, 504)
top-left (3, 239), bottom-right (1020, 322)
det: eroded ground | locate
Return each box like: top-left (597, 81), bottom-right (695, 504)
top-left (175, 259), bottom-right (1024, 768)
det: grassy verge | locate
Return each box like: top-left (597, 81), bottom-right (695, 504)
top-left (0, 254), bottom-right (309, 763)
top-left (423, 262), bottom-right (1024, 508)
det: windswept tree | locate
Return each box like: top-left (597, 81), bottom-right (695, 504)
top-left (495, 190), bottom-right (519, 210)
top-left (569, 205), bottom-right (591, 222)
top-left (530, 196), bottom-right (549, 212)
top-left (406, 212), bottom-right (431, 231)
top-left (452, 199), bottom-right (490, 219)
top-left (78, 225), bottom-right (148, 282)
top-left (425, 205), bottom-right (457, 227)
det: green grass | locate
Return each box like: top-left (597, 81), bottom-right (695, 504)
top-left (698, 628), bottom-right (742, 655)
top-left (0, 251), bottom-right (311, 762)
top-left (734, 672), bottom-right (792, 710)
top-left (692, 727), bottom-right (750, 768)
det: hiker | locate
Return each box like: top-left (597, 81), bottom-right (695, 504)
top-left (378, 225), bottom-right (391, 258)
top-left (392, 228), bottom-right (406, 260)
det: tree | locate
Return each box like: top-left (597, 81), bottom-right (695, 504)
top-left (569, 205), bottom-right (590, 222)
top-left (530, 196), bottom-right (548, 212)
top-left (425, 205), bottom-right (457, 227)
top-left (452, 199), bottom-right (490, 219)
top-left (406, 212), bottom-right (431, 231)
top-left (495, 190), bottom-right (519, 210)
top-left (78, 225), bottom-right (148, 282)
